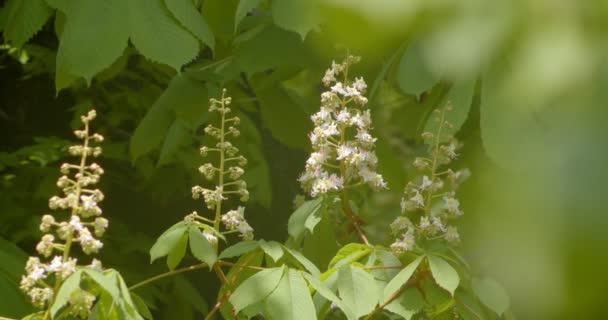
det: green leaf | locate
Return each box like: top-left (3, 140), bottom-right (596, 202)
top-left (157, 119), bottom-right (192, 166)
top-left (131, 293), bottom-right (154, 320)
top-left (235, 25), bottom-right (310, 76)
top-left (129, 0), bottom-right (199, 70)
top-left (54, 0), bottom-right (129, 88)
top-left (337, 265), bottom-right (379, 319)
top-left (282, 246), bottom-right (321, 277)
top-left (302, 272), bottom-right (355, 320)
top-left (383, 256), bottom-right (423, 301)
top-left (397, 40), bottom-right (441, 98)
top-left (328, 243), bottom-right (370, 269)
top-left (83, 269), bottom-right (120, 301)
top-left (302, 207), bottom-right (338, 269)
top-left (219, 240), bottom-right (260, 259)
top-left (50, 270), bottom-right (82, 317)
top-left (472, 277), bottom-right (510, 316)
top-left (130, 74), bottom-right (208, 161)
top-left (188, 226), bottom-right (218, 267)
top-left (1, 0), bottom-right (52, 47)
top-left (229, 266), bottom-right (285, 314)
top-left (455, 289), bottom-right (487, 320)
top-left (167, 231), bottom-right (189, 270)
top-left (427, 255), bottom-right (460, 296)
top-left (149, 222), bottom-right (188, 263)
top-left (385, 287), bottom-right (424, 320)
top-left (271, 0), bottom-right (319, 40)
top-left (234, 0), bottom-right (262, 32)
top-left (263, 269), bottom-right (317, 320)
top-left (424, 80), bottom-right (476, 142)
top-left (165, 0), bottom-right (215, 49)
top-left (259, 240), bottom-right (284, 262)
top-left (287, 197), bottom-right (323, 241)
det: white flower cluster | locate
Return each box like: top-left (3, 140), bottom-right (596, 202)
top-left (21, 110), bottom-right (107, 313)
top-left (390, 106), bottom-right (470, 254)
top-left (300, 55), bottom-right (387, 197)
top-left (221, 206), bottom-right (254, 240)
top-left (188, 89), bottom-right (254, 242)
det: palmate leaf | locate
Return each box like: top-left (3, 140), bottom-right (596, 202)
top-left (1, 0), bottom-right (52, 47)
top-left (263, 269), bottom-right (317, 320)
top-left (165, 0), bottom-right (215, 49)
top-left (50, 270), bottom-right (82, 317)
top-left (149, 222), bottom-right (188, 263)
top-left (234, 0), bottom-right (262, 32)
top-left (472, 277), bottom-right (510, 316)
top-left (188, 226), bottom-right (218, 267)
top-left (229, 266), bottom-right (285, 314)
top-left (54, 0), bottom-right (129, 90)
top-left (382, 255), bottom-right (423, 302)
top-left (337, 265), bottom-right (379, 319)
top-left (397, 39), bottom-right (441, 98)
top-left (259, 239), bottom-right (284, 263)
top-left (385, 287), bottom-right (424, 320)
top-left (167, 231), bottom-right (189, 270)
top-left (428, 255), bottom-right (460, 296)
top-left (219, 240), bottom-right (260, 259)
top-left (287, 197), bottom-right (323, 241)
top-left (424, 79), bottom-right (476, 143)
top-left (51, 0), bottom-right (210, 92)
top-left (271, 0), bottom-right (320, 40)
top-left (129, 0), bottom-right (199, 70)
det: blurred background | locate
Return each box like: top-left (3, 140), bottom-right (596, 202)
top-left (1, 0), bottom-right (607, 319)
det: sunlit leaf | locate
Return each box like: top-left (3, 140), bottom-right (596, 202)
top-left (229, 266), bottom-right (285, 313)
top-left (428, 255), bottom-right (460, 296)
top-left (263, 269), bottom-right (317, 320)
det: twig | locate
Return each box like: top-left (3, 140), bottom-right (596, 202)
top-left (128, 263), bottom-right (208, 291)
top-left (205, 253), bottom-right (261, 320)
top-left (364, 286), bottom-right (407, 320)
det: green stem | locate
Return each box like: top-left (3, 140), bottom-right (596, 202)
top-left (129, 263), bottom-right (208, 291)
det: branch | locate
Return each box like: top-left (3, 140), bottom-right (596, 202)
top-left (128, 263), bottom-right (208, 291)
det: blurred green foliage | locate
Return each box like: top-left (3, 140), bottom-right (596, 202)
top-left (1, 0), bottom-right (607, 319)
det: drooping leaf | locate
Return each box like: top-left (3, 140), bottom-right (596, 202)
top-left (385, 287), bottom-right (424, 320)
top-left (455, 288), bottom-right (487, 320)
top-left (383, 256), bottom-right (423, 301)
top-left (424, 79), bottom-right (476, 142)
top-left (130, 74), bottom-right (208, 161)
top-left (219, 240), bottom-right (260, 259)
top-left (50, 270), bottom-right (82, 317)
top-left (282, 246), bottom-right (321, 277)
top-left (337, 265), bottom-right (379, 319)
top-left (271, 0), bottom-right (319, 40)
top-left (287, 197), bottom-right (323, 241)
top-left (54, 0), bottom-right (129, 90)
top-left (302, 272), bottom-right (355, 320)
top-left (397, 40), bottom-right (441, 98)
top-left (131, 293), bottom-right (154, 320)
top-left (1, 0), bottom-right (52, 47)
top-left (167, 231), bottom-right (189, 270)
top-left (129, 0), bottom-right (199, 70)
top-left (472, 277), bottom-right (510, 316)
top-left (302, 208), bottom-right (338, 269)
top-left (235, 25), bottom-right (310, 76)
top-left (149, 222), bottom-right (188, 263)
top-left (188, 226), bottom-right (218, 267)
top-left (157, 119), bottom-right (192, 166)
top-left (234, 0), bottom-right (262, 32)
top-left (259, 240), bottom-right (284, 263)
top-left (229, 266), bottom-right (285, 314)
top-left (0, 237), bottom-right (33, 318)
top-left (263, 269), bottom-right (317, 320)
top-left (428, 255), bottom-right (460, 296)
top-left (165, 0), bottom-right (215, 49)
top-left (83, 269), bottom-right (120, 301)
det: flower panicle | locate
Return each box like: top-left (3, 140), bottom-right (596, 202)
top-left (300, 55), bottom-right (387, 198)
top-left (21, 110), bottom-right (107, 317)
top-left (390, 105), bottom-right (471, 255)
top-left (188, 89), bottom-right (253, 242)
